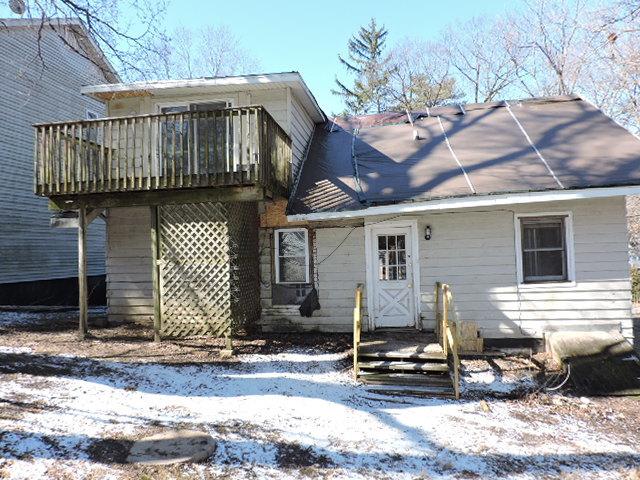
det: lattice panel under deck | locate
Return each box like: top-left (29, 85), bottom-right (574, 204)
top-left (159, 202), bottom-right (233, 337)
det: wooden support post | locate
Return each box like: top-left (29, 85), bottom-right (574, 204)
top-left (220, 333), bottom-right (235, 358)
top-left (150, 205), bottom-right (161, 342)
top-left (77, 202), bottom-right (88, 339)
top-left (434, 282), bottom-right (441, 339)
top-left (353, 284), bottom-right (363, 380)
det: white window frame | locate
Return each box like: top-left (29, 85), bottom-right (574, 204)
top-left (274, 228), bottom-right (310, 285)
top-left (514, 211), bottom-right (575, 287)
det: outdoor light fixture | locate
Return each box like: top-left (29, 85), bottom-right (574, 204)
top-left (424, 225), bottom-right (432, 240)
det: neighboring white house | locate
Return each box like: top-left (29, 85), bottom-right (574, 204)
top-left (0, 18), bottom-right (118, 305)
top-left (32, 73), bottom-right (640, 348)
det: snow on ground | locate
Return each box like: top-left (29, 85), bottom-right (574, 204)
top-left (0, 312), bottom-right (638, 479)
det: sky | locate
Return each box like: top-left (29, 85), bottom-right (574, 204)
top-left (164, 0), bottom-right (524, 114)
top-left (0, 0), bottom-right (524, 113)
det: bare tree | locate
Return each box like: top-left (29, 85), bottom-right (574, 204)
top-left (199, 25), bottom-right (259, 77)
top-left (505, 0), bottom-right (598, 97)
top-left (443, 17), bottom-right (519, 103)
top-left (387, 38), bottom-right (460, 110)
top-left (588, 0), bottom-right (640, 132)
top-left (140, 24), bottom-right (260, 80)
top-left (3, 0), bottom-right (168, 81)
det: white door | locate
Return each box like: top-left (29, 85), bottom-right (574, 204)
top-left (371, 226), bottom-right (416, 328)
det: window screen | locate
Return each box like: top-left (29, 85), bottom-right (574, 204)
top-left (520, 216), bottom-right (567, 283)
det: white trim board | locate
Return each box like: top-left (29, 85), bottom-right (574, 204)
top-left (81, 72), bottom-right (325, 123)
top-left (287, 185), bottom-right (640, 222)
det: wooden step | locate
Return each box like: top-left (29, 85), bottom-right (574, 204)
top-left (358, 371), bottom-right (454, 387)
top-left (359, 350), bottom-right (446, 361)
top-left (358, 360), bottom-right (449, 373)
top-left (365, 385), bottom-right (456, 398)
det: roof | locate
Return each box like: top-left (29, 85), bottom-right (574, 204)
top-left (0, 17), bottom-right (119, 83)
top-left (288, 96), bottom-right (640, 218)
top-left (81, 71), bottom-right (325, 123)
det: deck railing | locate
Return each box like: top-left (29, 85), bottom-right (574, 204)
top-left (34, 106), bottom-right (291, 197)
top-left (435, 282), bottom-right (461, 399)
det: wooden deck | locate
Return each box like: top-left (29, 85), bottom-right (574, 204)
top-left (359, 331), bottom-right (445, 359)
top-left (34, 106), bottom-right (291, 199)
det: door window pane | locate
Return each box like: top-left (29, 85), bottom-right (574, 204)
top-left (377, 234), bottom-right (408, 281)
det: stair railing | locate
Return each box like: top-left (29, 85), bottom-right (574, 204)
top-left (353, 283), bottom-right (364, 380)
top-left (436, 282), bottom-right (461, 399)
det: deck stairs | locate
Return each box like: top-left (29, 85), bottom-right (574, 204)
top-left (355, 331), bottom-right (456, 398)
top-left (352, 282), bottom-right (462, 399)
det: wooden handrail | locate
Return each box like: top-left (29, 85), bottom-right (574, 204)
top-left (353, 283), bottom-right (364, 380)
top-left (436, 282), bottom-right (461, 399)
top-left (34, 106), bottom-right (291, 197)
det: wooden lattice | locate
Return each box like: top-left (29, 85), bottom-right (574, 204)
top-left (158, 201), bottom-right (259, 338)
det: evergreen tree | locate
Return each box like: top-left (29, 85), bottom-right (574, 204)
top-left (332, 18), bottom-right (391, 114)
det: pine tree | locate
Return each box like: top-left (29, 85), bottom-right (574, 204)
top-left (332, 18), bottom-right (391, 115)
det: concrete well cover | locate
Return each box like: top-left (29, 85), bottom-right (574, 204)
top-left (126, 429), bottom-right (216, 465)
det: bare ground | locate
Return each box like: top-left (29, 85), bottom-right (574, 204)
top-left (0, 309), bottom-right (639, 479)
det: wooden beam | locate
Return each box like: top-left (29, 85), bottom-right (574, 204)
top-left (78, 203), bottom-right (88, 340)
top-left (48, 185), bottom-right (265, 210)
top-left (150, 205), bottom-right (161, 342)
top-left (86, 208), bottom-right (104, 225)
top-left (50, 208), bottom-right (104, 228)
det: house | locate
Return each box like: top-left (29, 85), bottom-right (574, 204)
top-left (0, 18), bottom-right (118, 305)
top-left (32, 73), bottom-right (640, 395)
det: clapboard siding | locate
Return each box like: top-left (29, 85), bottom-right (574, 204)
top-left (415, 197), bottom-right (632, 338)
top-left (259, 197), bottom-right (632, 338)
top-left (0, 25), bottom-right (109, 285)
top-left (260, 226), bottom-right (367, 332)
top-left (289, 94), bottom-right (315, 179)
top-left (106, 207), bottom-right (154, 323)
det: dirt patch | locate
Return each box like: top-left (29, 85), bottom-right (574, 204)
top-left (275, 441), bottom-right (333, 469)
top-left (87, 438), bottom-right (134, 464)
top-left (0, 310), bottom-right (351, 365)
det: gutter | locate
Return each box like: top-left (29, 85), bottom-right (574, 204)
top-left (286, 185), bottom-right (640, 222)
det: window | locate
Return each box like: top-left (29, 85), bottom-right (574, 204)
top-left (85, 109), bottom-right (99, 120)
top-left (517, 214), bottom-right (573, 284)
top-left (275, 229), bottom-right (309, 284)
top-left (158, 101), bottom-right (232, 175)
top-left (377, 234), bottom-right (407, 281)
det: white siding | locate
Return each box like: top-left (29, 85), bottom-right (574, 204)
top-left (0, 26), bottom-right (108, 284)
top-left (251, 89), bottom-right (288, 131)
top-left (261, 226), bottom-right (366, 332)
top-left (414, 197), bottom-right (632, 338)
top-left (262, 197), bottom-right (632, 338)
top-left (289, 93), bottom-right (315, 179)
top-left (106, 207), bottom-right (154, 323)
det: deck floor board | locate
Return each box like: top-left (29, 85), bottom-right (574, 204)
top-left (359, 331), bottom-right (445, 359)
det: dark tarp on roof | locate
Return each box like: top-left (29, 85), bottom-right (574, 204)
top-left (288, 96), bottom-right (640, 216)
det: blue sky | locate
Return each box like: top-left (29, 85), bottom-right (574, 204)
top-left (166, 0), bottom-right (523, 114)
top-left (0, 0), bottom-right (524, 113)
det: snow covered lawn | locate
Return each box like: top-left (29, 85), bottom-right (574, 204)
top-left (0, 311), bottom-right (639, 479)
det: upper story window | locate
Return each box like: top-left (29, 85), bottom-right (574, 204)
top-left (85, 109), bottom-right (99, 120)
top-left (275, 228), bottom-right (309, 284)
top-left (516, 214), bottom-right (574, 284)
